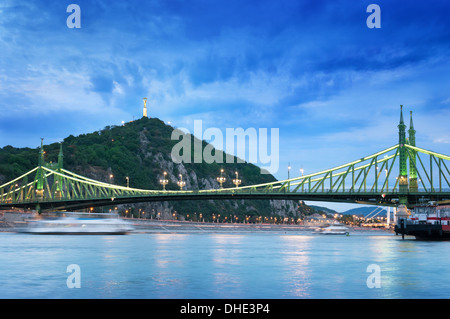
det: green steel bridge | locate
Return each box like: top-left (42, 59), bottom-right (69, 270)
top-left (1, 106), bottom-right (450, 213)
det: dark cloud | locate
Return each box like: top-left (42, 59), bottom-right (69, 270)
top-left (1, 0), bottom-right (450, 167)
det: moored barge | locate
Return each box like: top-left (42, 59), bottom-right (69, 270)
top-left (395, 204), bottom-right (450, 239)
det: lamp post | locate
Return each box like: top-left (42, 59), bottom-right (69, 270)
top-left (232, 171), bottom-right (241, 188)
top-left (177, 174), bottom-right (186, 190)
top-left (126, 176), bottom-right (129, 188)
top-left (217, 168), bottom-right (226, 189)
top-left (159, 171), bottom-right (168, 190)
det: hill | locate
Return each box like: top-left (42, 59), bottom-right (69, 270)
top-left (341, 206), bottom-right (389, 217)
top-left (0, 117), bottom-right (312, 222)
top-left (308, 205), bottom-right (339, 216)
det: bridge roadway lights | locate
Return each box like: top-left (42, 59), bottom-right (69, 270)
top-left (35, 189), bottom-right (44, 203)
top-left (2, 189), bottom-right (450, 213)
top-left (177, 174), bottom-right (186, 190)
top-left (1, 188), bottom-right (446, 213)
top-left (160, 171), bottom-right (168, 190)
top-left (217, 168), bottom-right (226, 189)
top-left (3, 107), bottom-right (450, 213)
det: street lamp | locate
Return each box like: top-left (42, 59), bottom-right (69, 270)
top-left (232, 171), bottom-right (241, 188)
top-left (217, 168), bottom-right (226, 189)
top-left (177, 174), bottom-right (186, 190)
top-left (126, 176), bottom-right (129, 188)
top-left (159, 171), bottom-right (168, 190)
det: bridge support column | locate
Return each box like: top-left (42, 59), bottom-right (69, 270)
top-left (55, 143), bottom-right (64, 199)
top-left (399, 195), bottom-right (408, 206)
top-left (408, 111), bottom-right (418, 192)
top-left (398, 106), bottom-right (409, 205)
top-left (35, 138), bottom-right (45, 200)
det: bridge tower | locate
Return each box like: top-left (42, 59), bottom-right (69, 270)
top-left (55, 143), bottom-right (64, 199)
top-left (398, 105), bottom-right (409, 204)
top-left (33, 138), bottom-right (46, 213)
top-left (58, 142), bottom-right (64, 170)
top-left (408, 111), bottom-right (418, 191)
top-left (35, 138), bottom-right (45, 200)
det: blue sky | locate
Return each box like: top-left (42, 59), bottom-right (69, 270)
top-left (1, 0), bottom-right (450, 211)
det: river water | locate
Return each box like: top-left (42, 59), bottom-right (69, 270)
top-left (0, 230), bottom-right (449, 299)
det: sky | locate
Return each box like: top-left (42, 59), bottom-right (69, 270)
top-left (1, 0), bottom-right (450, 212)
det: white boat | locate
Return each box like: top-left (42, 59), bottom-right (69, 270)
top-left (313, 223), bottom-right (349, 235)
top-left (17, 212), bottom-right (134, 235)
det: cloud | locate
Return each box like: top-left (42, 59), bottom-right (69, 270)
top-left (0, 0), bottom-right (449, 185)
top-left (0, 64), bottom-right (102, 113)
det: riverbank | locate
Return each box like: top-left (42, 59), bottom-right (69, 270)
top-left (127, 218), bottom-right (393, 235)
top-left (0, 211), bottom-right (394, 235)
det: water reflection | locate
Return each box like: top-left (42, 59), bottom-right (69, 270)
top-left (211, 234), bottom-right (245, 297)
top-left (153, 233), bottom-right (188, 269)
top-left (211, 234), bottom-right (243, 265)
top-left (379, 238), bottom-right (450, 298)
top-left (2, 232), bottom-right (450, 298)
top-left (280, 235), bottom-right (312, 297)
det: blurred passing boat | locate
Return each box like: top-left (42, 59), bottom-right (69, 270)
top-left (313, 223), bottom-right (350, 236)
top-left (17, 212), bottom-right (134, 235)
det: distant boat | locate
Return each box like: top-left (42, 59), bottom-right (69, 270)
top-left (313, 223), bottom-right (349, 236)
top-left (17, 212), bottom-right (134, 235)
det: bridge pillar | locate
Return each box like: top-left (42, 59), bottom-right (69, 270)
top-left (35, 203), bottom-right (42, 214)
top-left (408, 111), bottom-right (418, 192)
top-left (35, 138), bottom-right (45, 200)
top-left (398, 106), bottom-right (409, 205)
top-left (58, 142), bottom-right (64, 170)
top-left (55, 143), bottom-right (64, 199)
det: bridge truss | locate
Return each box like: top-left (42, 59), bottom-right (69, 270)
top-left (1, 107), bottom-right (450, 212)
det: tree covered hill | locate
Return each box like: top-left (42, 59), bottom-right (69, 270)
top-left (0, 117), bottom-right (313, 221)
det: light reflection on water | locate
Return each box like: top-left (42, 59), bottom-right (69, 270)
top-left (211, 235), bottom-right (243, 297)
top-left (0, 232), bottom-right (449, 298)
top-left (279, 235), bottom-right (313, 298)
